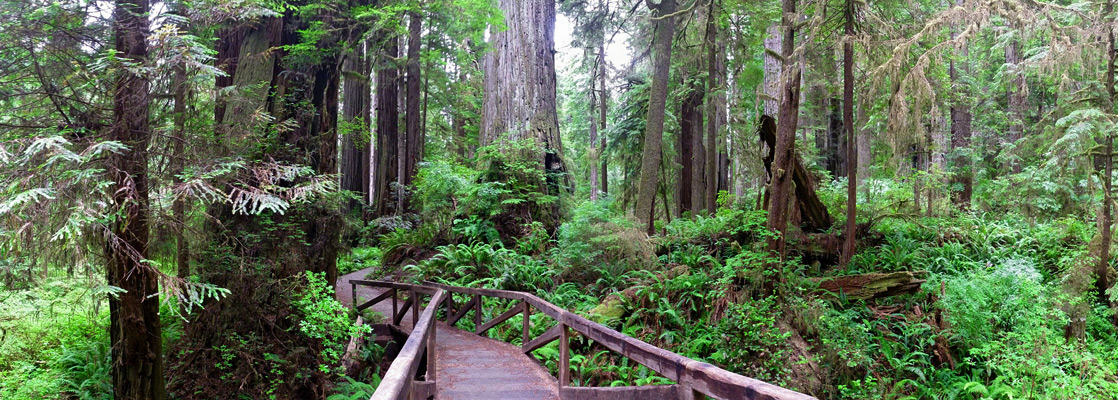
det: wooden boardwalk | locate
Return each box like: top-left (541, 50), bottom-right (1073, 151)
top-left (337, 269), bottom-right (558, 399)
top-left (336, 269), bottom-right (815, 400)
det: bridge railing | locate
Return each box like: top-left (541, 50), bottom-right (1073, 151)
top-left (350, 280), bottom-right (444, 400)
top-left (350, 279), bottom-right (817, 400)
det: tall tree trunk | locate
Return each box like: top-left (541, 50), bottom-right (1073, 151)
top-left (766, 0), bottom-right (802, 261)
top-left (109, 0), bottom-right (166, 397)
top-left (589, 56), bottom-right (600, 201)
top-left (1100, 18), bottom-right (1115, 306)
top-left (373, 32), bottom-right (400, 217)
top-left (1006, 38), bottom-right (1025, 173)
top-left (762, 22), bottom-right (782, 117)
top-left (705, 2), bottom-right (721, 213)
top-left (453, 69), bottom-right (469, 159)
top-left (599, 37), bottom-right (609, 196)
top-left (950, 43), bottom-right (973, 209)
top-left (841, 0), bottom-right (857, 266)
top-left (689, 83), bottom-right (707, 214)
top-left (401, 11), bottom-right (423, 212)
top-left (635, 0), bottom-right (677, 233)
top-left (341, 43), bottom-right (372, 210)
top-left (481, 0), bottom-right (567, 231)
top-left (678, 87), bottom-right (695, 214)
top-left (172, 63), bottom-right (190, 279)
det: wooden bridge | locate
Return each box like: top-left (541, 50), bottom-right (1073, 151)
top-left (337, 270), bottom-right (817, 400)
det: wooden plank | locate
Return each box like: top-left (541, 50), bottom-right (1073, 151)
top-left (371, 290), bottom-right (446, 400)
top-left (476, 301), bottom-right (523, 335)
top-left (522, 323), bottom-right (562, 354)
top-left (355, 289), bottom-right (395, 313)
top-left (559, 385), bottom-right (679, 400)
top-left (446, 296), bottom-right (477, 326)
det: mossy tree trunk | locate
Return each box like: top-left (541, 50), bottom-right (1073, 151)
top-left (108, 0), bottom-right (167, 397)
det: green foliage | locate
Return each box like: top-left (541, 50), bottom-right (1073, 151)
top-left (553, 199), bottom-right (654, 291)
top-left (293, 272), bottom-right (371, 375)
top-left (710, 296), bottom-right (792, 383)
top-left (327, 376), bottom-right (380, 400)
top-left (338, 246), bottom-right (384, 276)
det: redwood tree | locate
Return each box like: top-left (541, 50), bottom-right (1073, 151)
top-left (635, 0), bottom-right (677, 232)
top-left (108, 0), bottom-right (167, 397)
top-left (766, 0), bottom-right (803, 260)
top-left (480, 0), bottom-right (567, 230)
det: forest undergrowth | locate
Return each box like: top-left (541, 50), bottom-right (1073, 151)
top-left (336, 159), bottom-right (1118, 400)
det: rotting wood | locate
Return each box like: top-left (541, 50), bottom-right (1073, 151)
top-left (810, 271), bottom-right (929, 300)
top-left (758, 115), bottom-right (834, 232)
top-left (341, 316), bottom-right (365, 377)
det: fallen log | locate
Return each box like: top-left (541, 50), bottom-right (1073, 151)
top-left (341, 316), bottom-right (366, 376)
top-left (810, 271), bottom-right (928, 301)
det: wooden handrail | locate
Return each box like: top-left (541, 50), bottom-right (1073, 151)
top-left (353, 280), bottom-right (816, 400)
top-left (421, 281), bottom-right (815, 400)
top-left (368, 288), bottom-right (444, 400)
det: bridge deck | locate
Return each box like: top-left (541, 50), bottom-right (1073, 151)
top-left (336, 269), bottom-right (559, 400)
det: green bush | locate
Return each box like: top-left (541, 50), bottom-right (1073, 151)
top-left (293, 272), bottom-right (371, 374)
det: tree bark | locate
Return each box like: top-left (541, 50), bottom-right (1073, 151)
top-left (373, 31), bottom-right (400, 217)
top-left (705, 2), bottom-right (721, 213)
top-left (1100, 18), bottom-right (1115, 306)
top-left (841, 0), bottom-right (857, 266)
top-left (109, 0), bottom-right (166, 397)
top-left (341, 43), bottom-right (372, 210)
top-left (766, 0), bottom-right (803, 260)
top-left (481, 0), bottom-right (567, 231)
top-left (689, 83), bottom-right (707, 214)
top-left (635, 0), bottom-right (677, 233)
top-left (1006, 38), bottom-right (1025, 173)
top-left (950, 44), bottom-right (973, 209)
top-left (759, 116), bottom-right (833, 232)
top-left (589, 48), bottom-right (600, 201)
top-left (762, 22), bottom-right (782, 117)
top-left (401, 11), bottom-right (423, 212)
top-left (600, 37), bottom-right (609, 196)
top-left (172, 63), bottom-right (190, 279)
top-left (678, 86), bottom-right (695, 214)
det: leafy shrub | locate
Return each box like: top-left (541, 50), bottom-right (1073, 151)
top-left (710, 296), bottom-right (791, 383)
top-left (553, 199), bottom-right (653, 289)
top-left (293, 272), bottom-right (371, 374)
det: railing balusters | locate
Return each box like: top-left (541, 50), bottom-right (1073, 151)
top-left (558, 322), bottom-right (569, 387)
top-left (410, 289), bottom-right (419, 327)
top-left (473, 294), bottom-right (482, 334)
top-left (356, 279), bottom-right (817, 400)
top-left (521, 301), bottom-right (530, 345)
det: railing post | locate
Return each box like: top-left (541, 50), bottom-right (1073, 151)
top-left (392, 288), bottom-right (398, 324)
top-left (521, 301), bottom-right (530, 345)
top-left (350, 282), bottom-right (357, 313)
top-left (428, 293), bottom-right (438, 383)
top-left (473, 294), bottom-right (482, 334)
top-left (559, 322), bottom-right (570, 387)
top-left (411, 289), bottom-right (419, 328)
